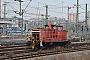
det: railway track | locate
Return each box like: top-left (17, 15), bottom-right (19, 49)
top-left (0, 41), bottom-right (90, 60)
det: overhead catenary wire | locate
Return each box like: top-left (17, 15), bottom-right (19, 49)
top-left (6, 2), bottom-right (18, 12)
top-left (33, 1), bottom-right (46, 5)
top-left (24, 12), bottom-right (42, 16)
top-left (28, 6), bottom-right (44, 10)
top-left (2, 0), bottom-right (90, 21)
top-left (22, 5), bottom-right (69, 18)
top-left (23, 0), bottom-right (32, 13)
top-left (49, 9), bottom-right (67, 14)
top-left (79, 6), bottom-right (86, 10)
top-left (48, 2), bottom-right (62, 6)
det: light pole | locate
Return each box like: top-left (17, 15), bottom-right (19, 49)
top-left (14, 0), bottom-right (23, 35)
top-left (3, 2), bottom-right (7, 36)
top-left (14, 0), bottom-right (23, 16)
top-left (14, 0), bottom-right (32, 35)
top-left (45, 5), bottom-right (48, 25)
top-left (21, 10), bottom-right (24, 34)
top-left (85, 3), bottom-right (88, 42)
top-left (76, 0), bottom-right (79, 37)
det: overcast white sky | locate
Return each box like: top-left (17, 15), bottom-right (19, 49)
top-left (1, 0), bottom-right (90, 21)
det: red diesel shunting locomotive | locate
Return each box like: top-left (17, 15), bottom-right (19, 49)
top-left (27, 22), bottom-right (70, 49)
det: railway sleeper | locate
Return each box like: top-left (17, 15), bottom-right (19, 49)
top-left (0, 42), bottom-right (26, 47)
top-left (0, 56), bottom-right (10, 60)
top-left (0, 45), bottom-right (26, 48)
top-left (0, 46), bottom-right (30, 52)
top-left (0, 49), bottom-right (32, 56)
top-left (77, 48), bottom-right (89, 51)
top-left (61, 50), bottom-right (70, 53)
top-left (9, 53), bottom-right (32, 59)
